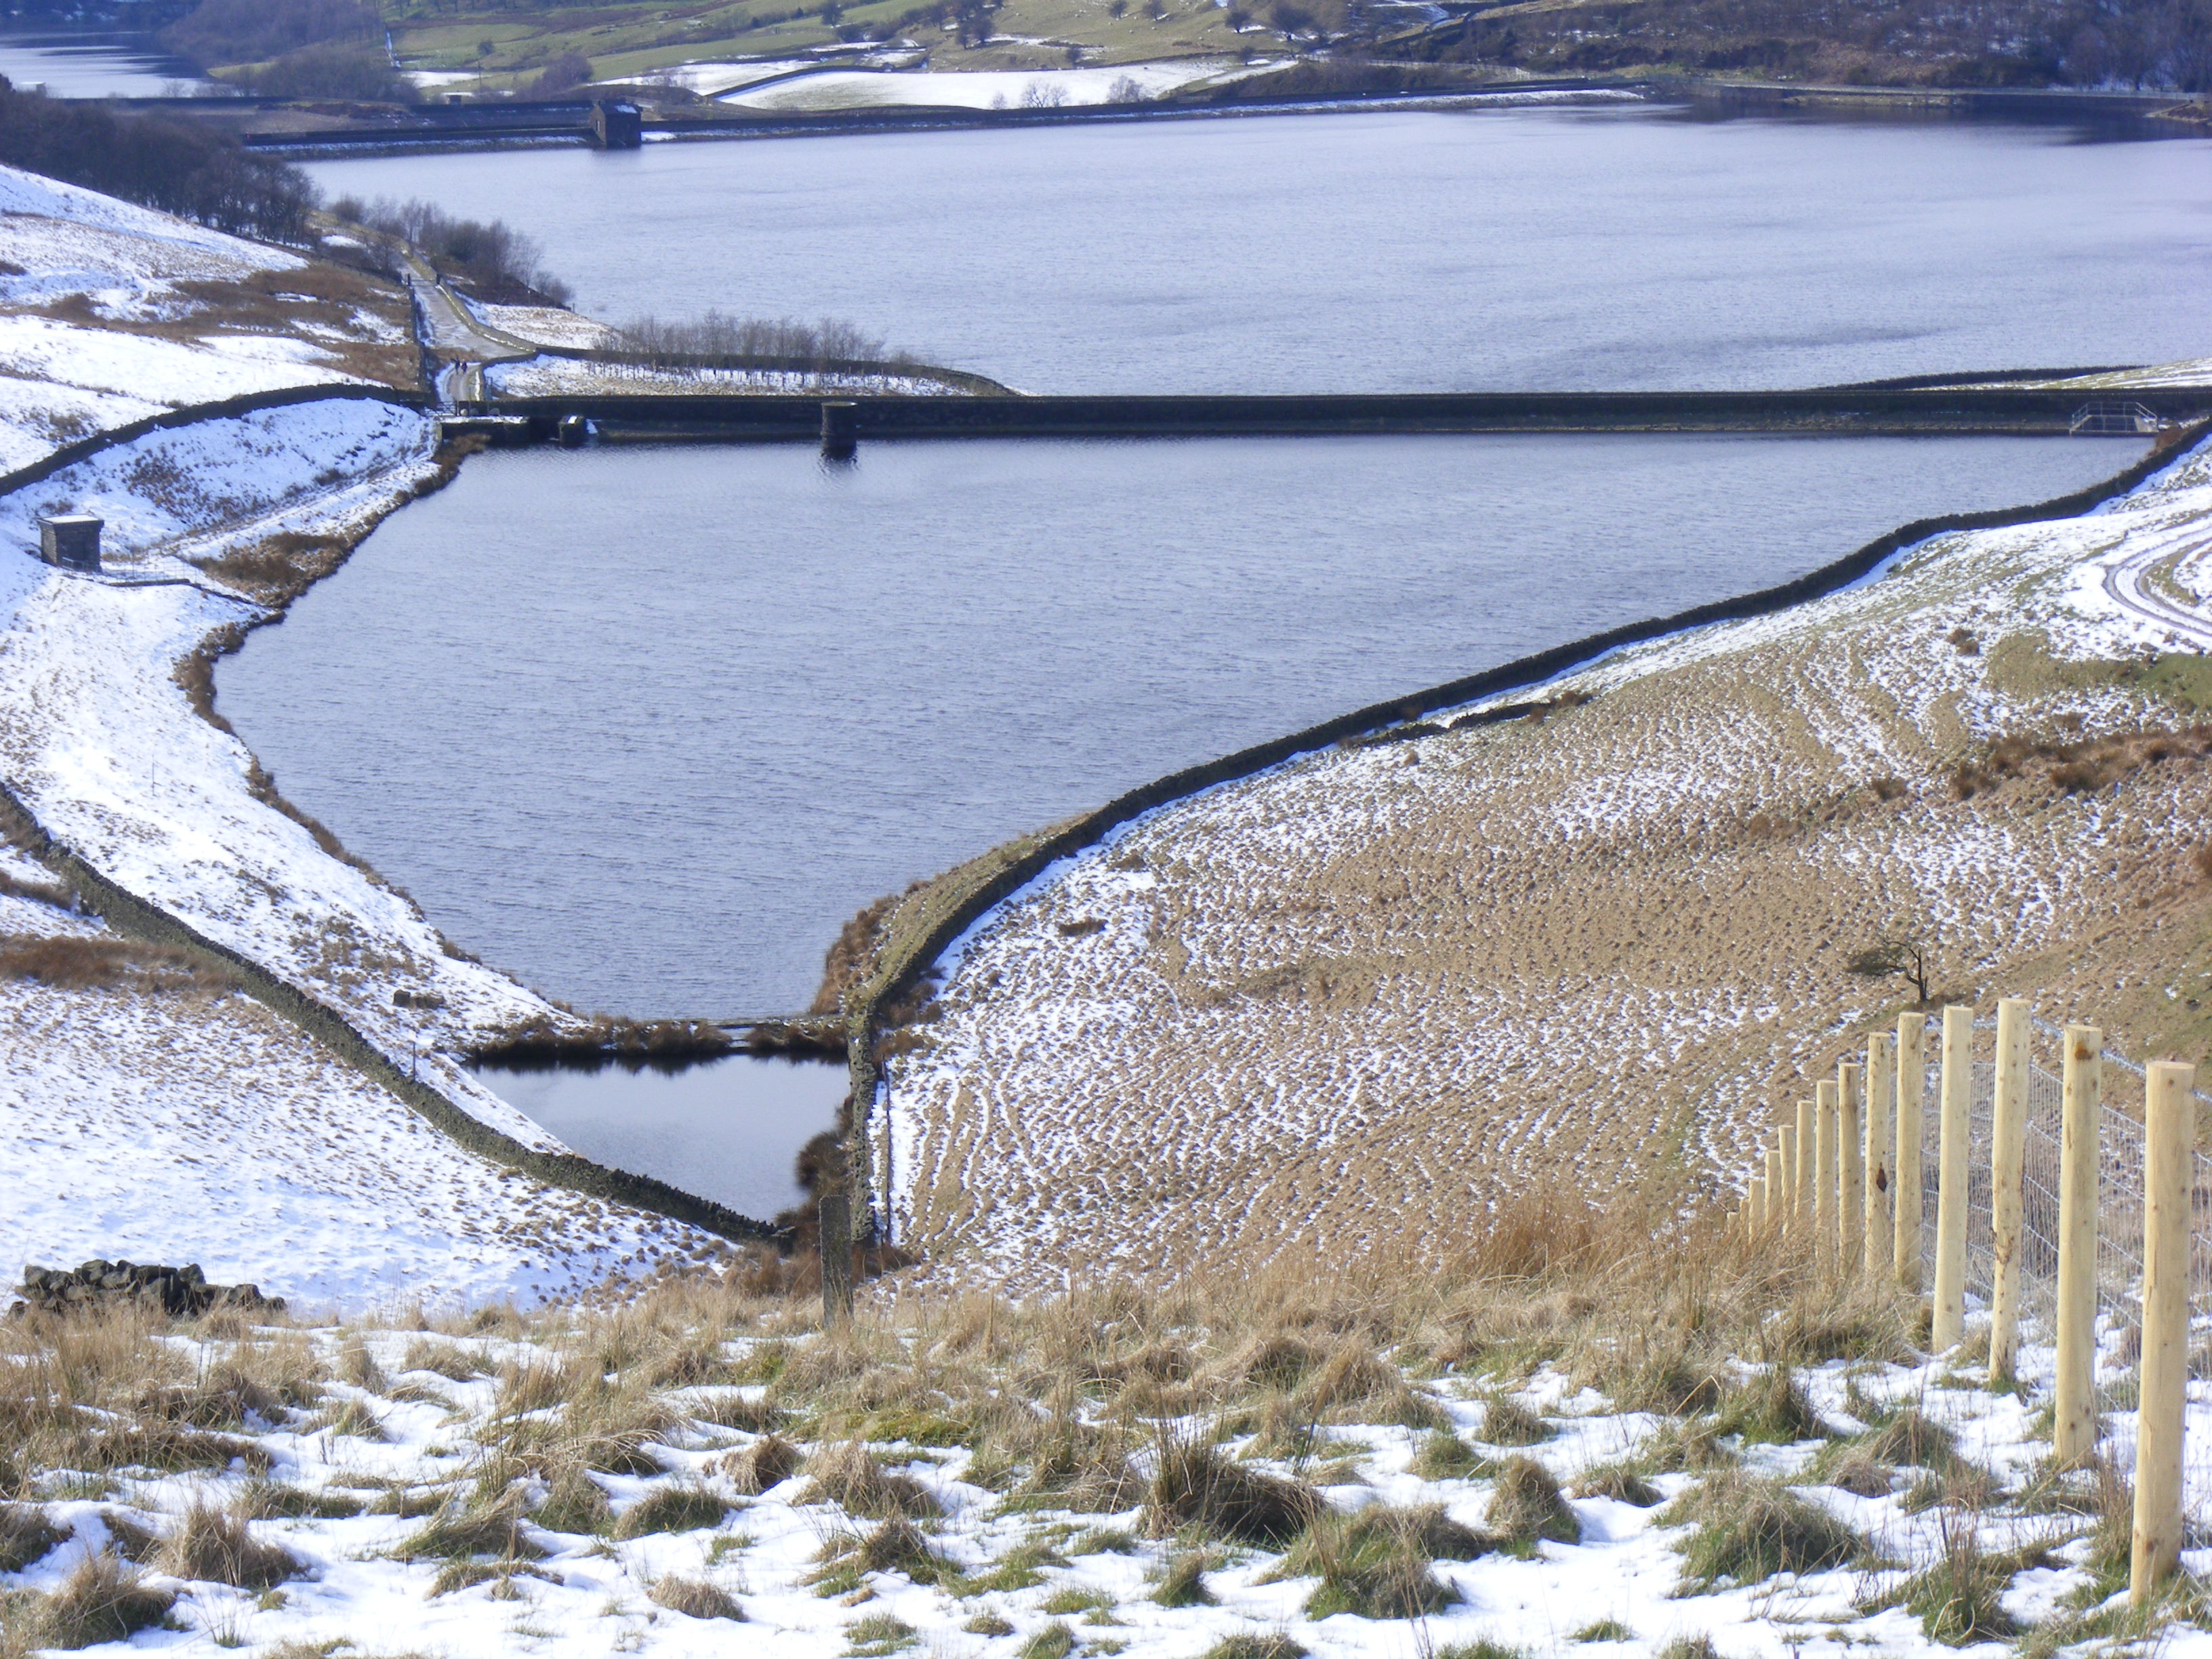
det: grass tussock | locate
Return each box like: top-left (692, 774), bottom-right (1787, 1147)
top-left (1151, 1549), bottom-right (1218, 1606)
top-left (37, 1551), bottom-right (175, 1650)
top-left (1268, 1502), bottom-right (1489, 1617)
top-left (392, 1498), bottom-right (543, 1563)
top-left (649, 1574), bottom-right (745, 1620)
top-left (0, 1504), bottom-right (64, 1572)
top-left (1712, 1366), bottom-right (1826, 1444)
top-left (1481, 1395), bottom-right (1553, 1446)
top-left (611, 1483), bottom-right (726, 1539)
top-left (1144, 1435), bottom-right (1322, 1546)
top-left (1871, 1512), bottom-right (2035, 1644)
top-left (1412, 1428), bottom-right (1489, 1479)
top-left (796, 1440), bottom-right (940, 1520)
top-left (716, 1433), bottom-right (802, 1494)
top-left (1200, 1636), bottom-right (1307, 1659)
top-left (1666, 1470), bottom-right (1864, 1589)
top-left (1485, 1456), bottom-right (1578, 1548)
top-left (157, 1498), bottom-right (300, 1589)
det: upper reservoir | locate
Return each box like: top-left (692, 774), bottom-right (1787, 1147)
top-left (218, 432), bottom-right (2139, 1017)
top-left (306, 104), bottom-right (2212, 394)
top-left (0, 29), bottom-right (204, 96)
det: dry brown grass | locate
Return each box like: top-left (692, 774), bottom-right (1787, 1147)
top-left (0, 934), bottom-right (237, 996)
top-left (717, 1433), bottom-right (801, 1494)
top-left (37, 1551), bottom-right (174, 1650)
top-left (796, 1440), bottom-right (940, 1520)
top-left (649, 1574), bottom-right (745, 1620)
top-left (0, 1305), bottom-right (320, 1498)
top-left (157, 1497), bottom-right (300, 1589)
top-left (1143, 1435), bottom-right (1319, 1546)
top-left (880, 468), bottom-right (2212, 1284)
top-left (0, 1504), bottom-right (64, 1572)
top-left (24, 262), bottom-right (414, 390)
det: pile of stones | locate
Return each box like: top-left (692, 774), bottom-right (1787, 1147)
top-left (11, 1259), bottom-right (283, 1318)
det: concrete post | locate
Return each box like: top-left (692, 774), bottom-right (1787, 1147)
top-left (1988, 998), bottom-right (2030, 1385)
top-left (2132, 1061), bottom-right (2196, 1605)
top-left (819, 1191), bottom-right (854, 1327)
top-left (2053, 1024), bottom-right (2102, 1467)
top-left (1839, 1063), bottom-right (1864, 1277)
top-left (1932, 1006), bottom-right (1973, 1351)
top-left (1896, 1011), bottom-right (1927, 1290)
top-left (1866, 1033), bottom-right (1896, 1287)
top-left (1815, 1080), bottom-right (1839, 1275)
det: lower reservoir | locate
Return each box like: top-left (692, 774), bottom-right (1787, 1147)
top-left (216, 432), bottom-right (2142, 1016)
top-left (472, 1052), bottom-right (847, 1224)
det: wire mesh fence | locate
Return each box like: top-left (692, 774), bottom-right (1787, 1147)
top-left (1885, 1012), bottom-right (2201, 1331)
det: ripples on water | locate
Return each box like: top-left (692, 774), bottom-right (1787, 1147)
top-left (307, 106), bottom-right (2212, 394)
top-left (220, 432), bottom-right (2140, 1016)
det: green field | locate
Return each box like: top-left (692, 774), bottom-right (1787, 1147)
top-left (386, 0), bottom-right (1265, 90)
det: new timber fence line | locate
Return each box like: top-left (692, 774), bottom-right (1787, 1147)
top-left (1727, 1001), bottom-right (2212, 1604)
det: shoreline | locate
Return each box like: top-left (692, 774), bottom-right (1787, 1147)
top-left (226, 75), bottom-right (2207, 160)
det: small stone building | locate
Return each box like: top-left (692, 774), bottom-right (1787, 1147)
top-left (589, 100), bottom-right (643, 150)
top-left (37, 514), bottom-right (100, 572)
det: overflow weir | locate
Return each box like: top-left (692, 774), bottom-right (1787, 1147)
top-left (457, 384), bottom-right (2211, 445)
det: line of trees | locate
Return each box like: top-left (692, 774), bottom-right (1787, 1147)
top-left (162, 0), bottom-right (415, 102)
top-left (614, 310), bottom-right (902, 369)
top-left (0, 77), bottom-right (316, 243)
top-left (330, 194), bottom-right (573, 304)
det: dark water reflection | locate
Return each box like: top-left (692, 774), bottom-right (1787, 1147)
top-left (472, 1052), bottom-right (846, 1223)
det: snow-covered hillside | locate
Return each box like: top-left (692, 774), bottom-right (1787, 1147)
top-left (0, 169), bottom-right (721, 1310)
top-left (0, 164), bottom-right (414, 475)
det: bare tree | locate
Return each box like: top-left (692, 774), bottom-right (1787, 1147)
top-left (1845, 935), bottom-right (1932, 1006)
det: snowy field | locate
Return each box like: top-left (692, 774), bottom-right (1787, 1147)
top-left (878, 432), bottom-right (2212, 1287)
top-left (0, 165), bottom-right (412, 476)
top-left (718, 60), bottom-right (1247, 110)
top-left (0, 1278), bottom-right (2200, 1659)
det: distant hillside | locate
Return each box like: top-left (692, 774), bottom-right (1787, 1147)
top-left (1407, 0), bottom-right (2209, 91)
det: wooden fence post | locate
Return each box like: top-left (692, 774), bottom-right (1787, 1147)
top-left (1931, 1006), bottom-right (1973, 1351)
top-left (1779, 1125), bottom-right (1799, 1233)
top-left (1839, 1063), bottom-right (1865, 1277)
top-left (1816, 1080), bottom-right (1839, 1275)
top-left (1796, 1098), bottom-right (1816, 1230)
top-left (1988, 997), bottom-right (2030, 1385)
top-left (2132, 1060), bottom-right (2196, 1605)
top-left (1765, 1143), bottom-right (1786, 1235)
top-left (820, 1190), bottom-right (854, 1328)
top-left (1866, 1033), bottom-right (1896, 1287)
top-left (2053, 1023), bottom-right (2102, 1467)
top-left (1748, 1176), bottom-right (1766, 1235)
top-left (1896, 1011), bottom-right (1927, 1290)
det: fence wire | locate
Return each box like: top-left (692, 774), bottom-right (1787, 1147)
top-left (1895, 1014), bottom-right (2197, 1328)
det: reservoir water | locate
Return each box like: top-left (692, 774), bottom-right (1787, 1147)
top-left (0, 29), bottom-right (204, 97)
top-left (220, 432), bottom-right (2139, 1018)
top-left (473, 1054), bottom-right (846, 1223)
top-left (306, 104), bottom-right (2212, 394)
